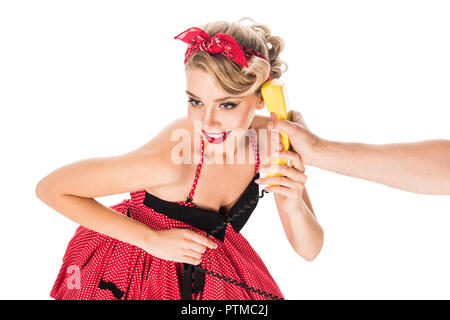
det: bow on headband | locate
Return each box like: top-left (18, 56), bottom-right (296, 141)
top-left (174, 27), bottom-right (272, 81)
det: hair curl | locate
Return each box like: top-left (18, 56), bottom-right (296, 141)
top-left (185, 17), bottom-right (288, 97)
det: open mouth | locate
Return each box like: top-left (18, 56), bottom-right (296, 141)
top-left (202, 129), bottom-right (232, 144)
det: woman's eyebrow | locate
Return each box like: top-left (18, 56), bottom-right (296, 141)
top-left (186, 90), bottom-right (243, 102)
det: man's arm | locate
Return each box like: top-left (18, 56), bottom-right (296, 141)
top-left (312, 139), bottom-right (450, 195)
top-left (272, 111), bottom-right (450, 195)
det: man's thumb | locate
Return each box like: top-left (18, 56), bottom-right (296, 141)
top-left (276, 118), bottom-right (298, 135)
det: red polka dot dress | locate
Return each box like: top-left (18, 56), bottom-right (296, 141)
top-left (50, 128), bottom-right (285, 300)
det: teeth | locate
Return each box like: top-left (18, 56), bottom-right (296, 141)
top-left (206, 133), bottom-right (225, 138)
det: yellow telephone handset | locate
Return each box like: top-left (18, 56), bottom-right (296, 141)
top-left (260, 79), bottom-right (292, 186)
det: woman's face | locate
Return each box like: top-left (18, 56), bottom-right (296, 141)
top-left (185, 67), bottom-right (264, 157)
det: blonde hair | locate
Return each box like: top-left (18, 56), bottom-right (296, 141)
top-left (185, 17), bottom-right (289, 97)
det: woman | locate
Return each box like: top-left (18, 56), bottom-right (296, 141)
top-left (36, 17), bottom-right (323, 300)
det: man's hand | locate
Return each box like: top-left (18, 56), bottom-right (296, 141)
top-left (268, 110), bottom-right (323, 166)
top-left (268, 111), bottom-right (450, 195)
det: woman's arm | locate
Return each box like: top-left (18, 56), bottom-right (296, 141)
top-left (35, 117), bottom-right (188, 249)
top-left (274, 188), bottom-right (323, 262)
top-left (36, 192), bottom-right (154, 249)
top-left (258, 165), bottom-right (324, 262)
top-left (255, 114), bottom-right (324, 261)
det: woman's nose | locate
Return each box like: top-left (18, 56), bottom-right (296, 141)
top-left (202, 107), bottom-right (219, 128)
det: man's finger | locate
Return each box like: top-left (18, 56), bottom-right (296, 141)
top-left (276, 118), bottom-right (299, 136)
top-left (290, 110), bottom-right (309, 129)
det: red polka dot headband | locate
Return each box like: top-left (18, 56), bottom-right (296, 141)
top-left (174, 27), bottom-right (272, 81)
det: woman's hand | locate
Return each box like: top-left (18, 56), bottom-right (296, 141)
top-left (255, 113), bottom-right (308, 213)
top-left (141, 228), bottom-right (218, 265)
top-left (256, 150), bottom-right (307, 213)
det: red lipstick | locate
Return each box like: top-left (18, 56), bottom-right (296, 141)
top-left (202, 130), bottom-right (232, 144)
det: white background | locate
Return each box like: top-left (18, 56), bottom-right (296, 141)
top-left (1, 0), bottom-right (449, 299)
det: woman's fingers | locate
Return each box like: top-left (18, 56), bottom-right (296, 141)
top-left (185, 229), bottom-right (218, 249)
top-left (182, 255), bottom-right (202, 265)
top-left (183, 248), bottom-right (203, 260)
top-left (256, 174), bottom-right (306, 191)
top-left (279, 150), bottom-right (304, 172)
top-left (263, 184), bottom-right (292, 197)
top-left (257, 149), bottom-right (307, 193)
top-left (260, 164), bottom-right (307, 184)
top-left (186, 241), bottom-right (207, 254)
top-left (180, 230), bottom-right (219, 265)
top-left (262, 150), bottom-right (305, 172)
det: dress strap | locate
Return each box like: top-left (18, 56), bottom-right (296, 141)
top-left (186, 138), bottom-right (204, 203)
top-left (250, 128), bottom-right (260, 176)
top-left (186, 129), bottom-right (259, 203)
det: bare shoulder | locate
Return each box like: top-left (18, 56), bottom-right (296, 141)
top-left (127, 116), bottom-right (193, 185)
top-left (129, 116), bottom-right (192, 155)
top-left (35, 117), bottom-right (193, 199)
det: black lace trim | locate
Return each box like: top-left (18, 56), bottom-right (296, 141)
top-left (98, 278), bottom-right (125, 300)
top-left (143, 172), bottom-right (261, 242)
top-left (142, 172), bottom-right (283, 300)
top-left (182, 188), bottom-right (283, 300)
top-left (205, 188), bottom-right (282, 300)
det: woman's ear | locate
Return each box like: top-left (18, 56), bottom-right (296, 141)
top-left (255, 92), bottom-right (265, 110)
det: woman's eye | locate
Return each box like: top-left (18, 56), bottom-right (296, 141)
top-left (187, 98), bottom-right (237, 110)
top-left (221, 102), bottom-right (237, 110)
top-left (187, 98), bottom-right (201, 107)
